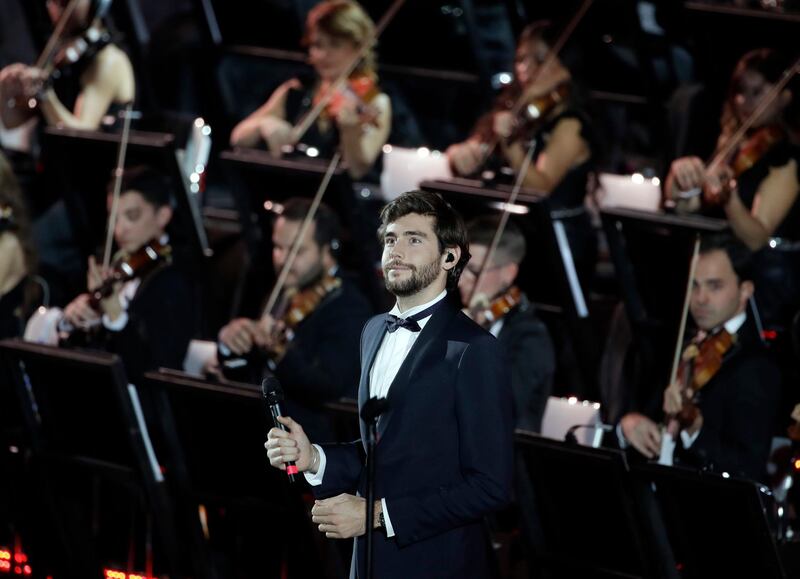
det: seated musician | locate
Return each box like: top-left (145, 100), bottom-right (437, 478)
top-left (217, 197), bottom-right (372, 442)
top-left (57, 167), bottom-right (195, 383)
top-left (229, 0), bottom-right (391, 182)
top-left (459, 215), bottom-right (554, 433)
top-left (618, 235), bottom-right (780, 482)
top-left (665, 49), bottom-right (800, 330)
top-left (446, 21), bottom-right (597, 288)
top-left (0, 153), bottom-right (34, 338)
top-left (0, 0), bottom-right (135, 131)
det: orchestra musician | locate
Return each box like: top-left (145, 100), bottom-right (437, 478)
top-left (665, 49), bottom-right (800, 330)
top-left (229, 0), bottom-right (391, 182)
top-left (265, 190), bottom-right (513, 578)
top-left (0, 0), bottom-right (135, 131)
top-left (57, 166), bottom-right (195, 383)
top-left (217, 197), bottom-right (372, 443)
top-left (445, 21), bottom-right (597, 289)
top-left (459, 215), bottom-right (554, 433)
top-left (0, 152), bottom-right (34, 338)
top-left (617, 235), bottom-right (780, 482)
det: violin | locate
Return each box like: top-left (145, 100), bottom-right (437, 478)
top-left (468, 286), bottom-right (522, 329)
top-left (313, 73), bottom-right (381, 127)
top-left (282, 274), bottom-right (342, 330)
top-left (673, 329), bottom-right (736, 428)
top-left (704, 125), bottom-right (785, 206)
top-left (89, 238), bottom-right (171, 310)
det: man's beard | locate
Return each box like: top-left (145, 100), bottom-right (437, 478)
top-left (384, 256), bottom-right (441, 297)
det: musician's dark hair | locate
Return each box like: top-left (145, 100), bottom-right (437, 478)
top-left (699, 233), bottom-right (754, 284)
top-left (378, 190), bottom-right (470, 290)
top-left (112, 166), bottom-right (174, 209)
top-left (280, 197), bottom-right (342, 257)
top-left (466, 215), bottom-right (526, 266)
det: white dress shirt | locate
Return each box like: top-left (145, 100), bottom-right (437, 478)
top-left (304, 290), bottom-right (449, 538)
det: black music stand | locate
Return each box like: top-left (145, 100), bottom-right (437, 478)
top-left (599, 207), bottom-right (728, 421)
top-left (632, 462), bottom-right (790, 579)
top-left (0, 339), bottom-right (184, 578)
top-left (140, 369), bottom-right (331, 578)
top-left (41, 126), bottom-right (210, 264)
top-left (514, 432), bottom-right (677, 579)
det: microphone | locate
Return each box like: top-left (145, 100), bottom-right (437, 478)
top-left (564, 422), bottom-right (613, 445)
top-left (262, 376), bottom-right (297, 482)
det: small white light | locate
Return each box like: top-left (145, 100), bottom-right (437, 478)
top-left (202, 126), bottom-right (212, 136)
top-left (593, 403), bottom-right (601, 410)
top-left (498, 72), bottom-right (512, 85)
top-left (190, 183), bottom-right (199, 193)
top-left (195, 164), bottom-right (205, 174)
top-left (9, 445), bottom-right (19, 454)
top-left (651, 177), bottom-right (661, 187)
top-left (631, 173), bottom-right (645, 184)
top-left (38, 306), bottom-right (47, 314)
top-left (568, 396), bottom-right (578, 405)
top-left (488, 201), bottom-right (529, 215)
top-left (383, 144), bottom-right (393, 154)
top-left (722, 472), bottom-right (730, 479)
top-left (194, 118), bottom-right (205, 128)
top-left (779, 507), bottom-right (785, 517)
top-left (769, 239), bottom-right (778, 249)
top-left (189, 173), bottom-right (200, 184)
top-left (264, 200), bottom-right (274, 211)
top-left (306, 147), bottom-right (319, 158)
top-left (431, 150), bottom-right (442, 158)
top-left (360, 188), bottom-right (371, 199)
top-left (417, 147), bottom-right (430, 157)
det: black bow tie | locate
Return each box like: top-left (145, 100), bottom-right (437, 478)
top-left (385, 299), bottom-right (446, 333)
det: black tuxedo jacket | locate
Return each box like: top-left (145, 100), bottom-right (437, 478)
top-left (674, 317), bottom-right (781, 482)
top-left (316, 294), bottom-right (513, 579)
top-left (497, 294), bottom-right (554, 432)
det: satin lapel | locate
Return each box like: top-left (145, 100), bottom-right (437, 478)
top-left (359, 316), bottom-right (388, 445)
top-left (377, 301), bottom-right (458, 440)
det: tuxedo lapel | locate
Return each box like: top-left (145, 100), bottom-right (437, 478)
top-left (376, 301), bottom-right (457, 440)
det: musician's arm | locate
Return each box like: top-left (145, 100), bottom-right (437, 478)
top-left (724, 159), bottom-right (799, 250)
top-left (230, 79), bottom-right (297, 147)
top-left (337, 92), bottom-right (391, 180)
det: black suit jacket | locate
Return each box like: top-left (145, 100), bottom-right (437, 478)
top-left (275, 278), bottom-right (372, 443)
top-left (316, 294), bottom-right (514, 579)
top-left (673, 317), bottom-right (781, 482)
top-left (497, 294), bottom-right (554, 432)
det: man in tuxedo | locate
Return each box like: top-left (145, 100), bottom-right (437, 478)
top-left (618, 234), bottom-right (780, 482)
top-left (460, 215), bottom-right (554, 433)
top-left (59, 166), bottom-right (195, 384)
top-left (218, 197), bottom-right (372, 442)
top-left (266, 190), bottom-right (513, 578)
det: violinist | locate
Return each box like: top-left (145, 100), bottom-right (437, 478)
top-left (0, 0), bottom-right (135, 131)
top-left (459, 215), bottom-right (554, 433)
top-left (229, 0), bottom-right (391, 182)
top-left (217, 197), bottom-right (371, 442)
top-left (446, 21), bottom-right (597, 289)
top-left (665, 49), bottom-right (800, 330)
top-left (58, 167), bottom-right (195, 383)
top-left (617, 235), bottom-right (780, 482)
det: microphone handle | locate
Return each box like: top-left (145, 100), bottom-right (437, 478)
top-left (270, 402), bottom-right (297, 481)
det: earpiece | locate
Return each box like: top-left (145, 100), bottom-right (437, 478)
top-left (445, 253), bottom-right (455, 263)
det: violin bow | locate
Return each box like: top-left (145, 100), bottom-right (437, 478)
top-left (289, 0), bottom-right (406, 145)
top-left (102, 101), bottom-right (135, 270)
top-left (261, 152), bottom-right (341, 319)
top-left (476, 0), bottom-right (594, 168)
top-left (668, 234), bottom-right (701, 389)
top-left (707, 56), bottom-right (800, 175)
top-left (35, 0), bottom-right (82, 73)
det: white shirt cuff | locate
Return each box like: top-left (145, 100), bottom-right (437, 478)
top-left (303, 444), bottom-right (327, 486)
top-left (381, 498), bottom-right (395, 538)
top-left (680, 428), bottom-right (701, 448)
top-left (102, 310), bottom-right (129, 332)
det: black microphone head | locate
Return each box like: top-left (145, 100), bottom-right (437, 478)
top-left (262, 376), bottom-right (284, 404)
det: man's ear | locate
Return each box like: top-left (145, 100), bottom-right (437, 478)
top-left (156, 205), bottom-right (173, 230)
top-left (442, 246), bottom-right (461, 270)
top-left (740, 279), bottom-right (754, 303)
